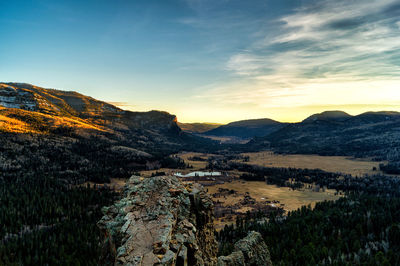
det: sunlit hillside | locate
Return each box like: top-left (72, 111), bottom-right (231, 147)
top-left (0, 106), bottom-right (107, 134)
top-left (0, 83), bottom-right (182, 138)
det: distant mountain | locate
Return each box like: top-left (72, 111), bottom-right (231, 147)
top-left (351, 111), bottom-right (400, 123)
top-left (250, 111), bottom-right (400, 163)
top-left (202, 118), bottom-right (285, 139)
top-left (302, 110), bottom-right (352, 123)
top-left (0, 82), bottom-right (216, 183)
top-left (177, 122), bottom-right (221, 133)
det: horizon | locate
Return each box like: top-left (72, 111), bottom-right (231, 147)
top-left (1, 81), bottom-right (400, 124)
top-left (2, 0), bottom-right (400, 123)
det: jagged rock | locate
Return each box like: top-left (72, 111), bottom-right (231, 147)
top-left (98, 175), bottom-right (272, 266)
top-left (217, 252), bottom-right (245, 266)
top-left (217, 232), bottom-right (272, 266)
top-left (98, 175), bottom-right (218, 265)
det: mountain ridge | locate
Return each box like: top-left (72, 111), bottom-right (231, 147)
top-left (0, 82), bottom-right (217, 184)
top-left (177, 122), bottom-right (221, 133)
top-left (202, 118), bottom-right (285, 139)
top-left (249, 111), bottom-right (400, 165)
top-left (0, 82), bottom-right (180, 137)
top-left (302, 110), bottom-right (352, 123)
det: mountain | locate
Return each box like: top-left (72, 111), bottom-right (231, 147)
top-left (351, 111), bottom-right (400, 123)
top-left (0, 82), bottom-right (180, 136)
top-left (250, 111), bottom-right (400, 163)
top-left (0, 82), bottom-right (216, 184)
top-left (203, 118), bottom-right (285, 139)
top-left (177, 122), bottom-right (221, 133)
top-left (302, 110), bottom-right (352, 123)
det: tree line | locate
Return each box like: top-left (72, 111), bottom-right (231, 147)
top-left (217, 193), bottom-right (400, 265)
top-left (0, 174), bottom-right (118, 265)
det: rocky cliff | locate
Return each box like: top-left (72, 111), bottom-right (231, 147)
top-left (98, 175), bottom-right (272, 265)
top-left (0, 82), bottom-right (180, 136)
top-left (217, 232), bottom-right (272, 266)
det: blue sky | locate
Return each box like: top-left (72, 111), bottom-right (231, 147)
top-left (1, 0), bottom-right (400, 123)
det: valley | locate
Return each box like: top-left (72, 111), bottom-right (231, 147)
top-left (1, 83), bottom-right (400, 265)
top-left (239, 151), bottom-right (384, 176)
top-left (137, 152), bottom-right (361, 230)
top-left (4, 0), bottom-right (400, 264)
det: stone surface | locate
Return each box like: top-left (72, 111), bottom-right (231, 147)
top-left (98, 175), bottom-right (218, 265)
top-left (217, 232), bottom-right (272, 266)
top-left (98, 175), bottom-right (272, 266)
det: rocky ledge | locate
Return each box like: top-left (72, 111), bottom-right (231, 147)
top-left (217, 231), bottom-right (272, 266)
top-left (98, 175), bottom-right (272, 265)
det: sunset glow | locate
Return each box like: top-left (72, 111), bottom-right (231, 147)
top-left (2, 0), bottom-right (400, 123)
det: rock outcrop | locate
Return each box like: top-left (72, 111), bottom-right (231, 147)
top-left (217, 231), bottom-right (272, 266)
top-left (98, 175), bottom-right (218, 265)
top-left (98, 175), bottom-right (272, 265)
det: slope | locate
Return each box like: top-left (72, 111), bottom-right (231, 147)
top-left (203, 118), bottom-right (285, 139)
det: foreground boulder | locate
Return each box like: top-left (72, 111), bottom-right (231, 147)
top-left (98, 175), bottom-right (272, 265)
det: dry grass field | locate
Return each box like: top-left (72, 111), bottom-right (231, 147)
top-left (177, 152), bottom-right (216, 169)
top-left (240, 151), bottom-right (384, 176)
top-left (207, 180), bottom-right (341, 212)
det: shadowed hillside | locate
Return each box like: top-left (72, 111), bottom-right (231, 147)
top-left (203, 118), bottom-right (285, 139)
top-left (302, 110), bottom-right (352, 123)
top-left (178, 122), bottom-right (221, 133)
top-left (250, 111), bottom-right (400, 171)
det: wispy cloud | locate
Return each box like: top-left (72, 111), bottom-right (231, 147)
top-left (199, 0), bottom-right (400, 112)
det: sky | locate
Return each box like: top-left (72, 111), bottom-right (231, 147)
top-left (1, 0), bottom-right (400, 123)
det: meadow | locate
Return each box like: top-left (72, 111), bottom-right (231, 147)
top-left (240, 151), bottom-right (383, 176)
top-left (207, 180), bottom-right (340, 212)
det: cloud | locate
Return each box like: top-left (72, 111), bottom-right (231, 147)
top-left (198, 0), bottom-right (400, 112)
top-left (226, 54), bottom-right (272, 75)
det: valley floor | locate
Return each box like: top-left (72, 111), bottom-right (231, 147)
top-left (240, 151), bottom-right (384, 176)
top-left (207, 180), bottom-right (340, 230)
top-left (138, 151), bottom-right (370, 229)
